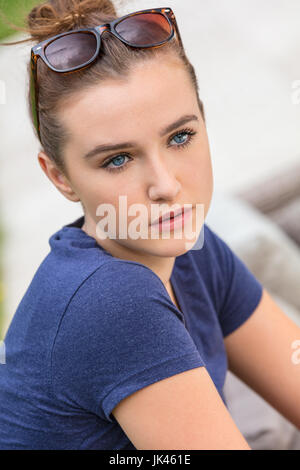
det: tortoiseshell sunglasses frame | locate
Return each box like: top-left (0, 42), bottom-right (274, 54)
top-left (30, 6), bottom-right (184, 142)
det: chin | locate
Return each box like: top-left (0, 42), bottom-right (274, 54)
top-left (137, 236), bottom-right (199, 258)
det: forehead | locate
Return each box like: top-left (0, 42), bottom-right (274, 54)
top-left (60, 59), bottom-right (197, 146)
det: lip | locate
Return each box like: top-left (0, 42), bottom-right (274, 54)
top-left (150, 206), bottom-right (184, 226)
top-left (150, 206), bottom-right (193, 228)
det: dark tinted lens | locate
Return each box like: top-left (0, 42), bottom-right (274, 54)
top-left (115, 13), bottom-right (172, 46)
top-left (45, 32), bottom-right (97, 70)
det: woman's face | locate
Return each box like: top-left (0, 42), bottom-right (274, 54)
top-left (42, 56), bottom-right (214, 265)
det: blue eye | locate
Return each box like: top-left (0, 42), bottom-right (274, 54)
top-left (170, 132), bottom-right (189, 146)
top-left (101, 154), bottom-right (130, 173)
top-left (101, 128), bottom-right (197, 173)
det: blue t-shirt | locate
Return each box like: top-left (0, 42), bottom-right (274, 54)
top-left (0, 215), bottom-right (263, 449)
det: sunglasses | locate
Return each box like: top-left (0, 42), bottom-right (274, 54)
top-left (30, 7), bottom-right (184, 142)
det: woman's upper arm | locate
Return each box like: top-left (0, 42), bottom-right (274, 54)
top-left (112, 365), bottom-right (251, 450)
top-left (224, 287), bottom-right (300, 429)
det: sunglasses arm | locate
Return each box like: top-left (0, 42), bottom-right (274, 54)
top-left (167, 9), bottom-right (186, 53)
top-left (30, 51), bottom-right (42, 143)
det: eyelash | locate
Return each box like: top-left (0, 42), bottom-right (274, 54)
top-left (100, 127), bottom-right (197, 173)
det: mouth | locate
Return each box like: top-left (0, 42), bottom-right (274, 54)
top-left (150, 206), bottom-right (192, 226)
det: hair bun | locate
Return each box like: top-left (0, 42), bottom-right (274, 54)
top-left (26, 0), bottom-right (119, 43)
top-left (54, 12), bottom-right (85, 27)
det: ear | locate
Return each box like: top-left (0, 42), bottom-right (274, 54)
top-left (37, 151), bottom-right (80, 203)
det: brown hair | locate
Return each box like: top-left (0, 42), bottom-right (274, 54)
top-left (1, 0), bottom-right (205, 178)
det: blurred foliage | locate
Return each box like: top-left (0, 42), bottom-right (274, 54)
top-left (0, 1), bottom-right (40, 336)
top-left (0, 222), bottom-right (4, 338)
top-left (0, 1), bottom-right (41, 336)
top-left (0, 0), bottom-right (40, 41)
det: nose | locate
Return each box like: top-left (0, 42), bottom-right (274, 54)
top-left (147, 153), bottom-right (181, 201)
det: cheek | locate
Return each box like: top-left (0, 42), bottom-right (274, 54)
top-left (183, 149), bottom-right (213, 216)
top-left (183, 147), bottom-right (213, 188)
top-left (78, 167), bottom-right (139, 215)
top-left (76, 177), bottom-right (116, 212)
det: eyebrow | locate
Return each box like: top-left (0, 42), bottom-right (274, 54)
top-left (82, 114), bottom-right (199, 160)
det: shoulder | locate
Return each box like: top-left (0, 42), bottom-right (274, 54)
top-left (52, 259), bottom-right (181, 345)
top-left (187, 223), bottom-right (228, 266)
top-left (72, 258), bottom-right (167, 312)
top-left (201, 225), bottom-right (263, 336)
top-left (185, 223), bottom-right (230, 295)
top-left (190, 223), bottom-right (244, 281)
top-left (186, 224), bottom-right (263, 335)
top-left (202, 223), bottom-right (232, 264)
top-left (50, 258), bottom-right (204, 419)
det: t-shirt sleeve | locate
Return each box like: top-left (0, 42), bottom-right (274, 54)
top-left (51, 260), bottom-right (206, 423)
top-left (205, 225), bottom-right (264, 338)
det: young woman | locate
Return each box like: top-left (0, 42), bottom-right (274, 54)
top-left (0, 0), bottom-right (299, 450)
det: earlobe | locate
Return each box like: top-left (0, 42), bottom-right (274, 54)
top-left (54, 172), bottom-right (81, 202)
top-left (37, 151), bottom-right (80, 202)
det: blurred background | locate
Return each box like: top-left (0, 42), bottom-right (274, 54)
top-left (0, 0), bottom-right (300, 449)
